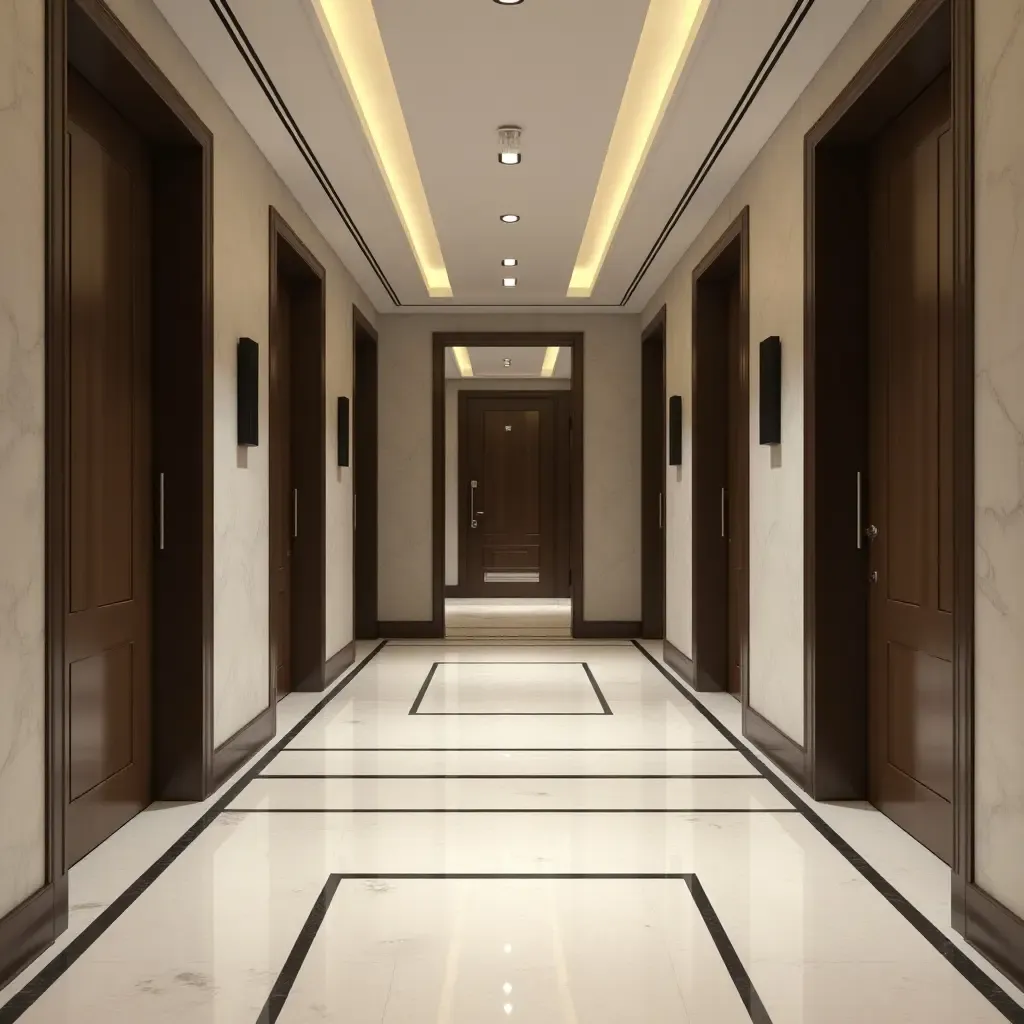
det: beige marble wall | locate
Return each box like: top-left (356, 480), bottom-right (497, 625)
top-left (0, 0), bottom-right (46, 920)
top-left (973, 0), bottom-right (1024, 923)
top-left (377, 314), bottom-right (642, 624)
top-left (642, 0), bottom-right (919, 746)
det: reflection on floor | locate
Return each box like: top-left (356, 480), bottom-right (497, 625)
top-left (445, 597), bottom-right (572, 639)
top-left (2, 640), bottom-right (1023, 1023)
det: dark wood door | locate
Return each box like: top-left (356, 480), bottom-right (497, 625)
top-left (66, 72), bottom-right (153, 865)
top-left (867, 72), bottom-right (953, 862)
top-left (353, 324), bottom-right (378, 639)
top-left (460, 395), bottom-right (557, 598)
top-left (271, 275), bottom-right (293, 697)
top-left (641, 326), bottom-right (666, 638)
top-left (725, 276), bottom-right (744, 697)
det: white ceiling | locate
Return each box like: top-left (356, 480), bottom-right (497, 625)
top-left (153, 0), bottom-right (871, 312)
top-left (444, 346), bottom-right (572, 379)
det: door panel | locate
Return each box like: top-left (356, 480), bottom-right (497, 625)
top-left (461, 396), bottom-right (557, 597)
top-left (66, 71), bottom-right (152, 866)
top-left (271, 275), bottom-right (293, 697)
top-left (868, 72), bottom-right (953, 862)
top-left (726, 275), bottom-right (744, 697)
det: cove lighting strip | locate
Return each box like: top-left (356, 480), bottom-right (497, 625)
top-left (567, 0), bottom-right (712, 298)
top-left (452, 347), bottom-right (474, 377)
top-left (308, 0), bottom-right (452, 298)
top-left (540, 347), bottom-right (560, 378)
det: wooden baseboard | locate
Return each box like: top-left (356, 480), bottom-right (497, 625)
top-left (743, 705), bottom-right (808, 789)
top-left (573, 620), bottom-right (640, 639)
top-left (0, 881), bottom-right (63, 989)
top-left (962, 881), bottom-right (1024, 991)
top-left (324, 641), bottom-right (356, 685)
top-left (378, 620), bottom-right (440, 639)
top-left (664, 639), bottom-right (694, 683)
top-left (211, 704), bottom-right (276, 791)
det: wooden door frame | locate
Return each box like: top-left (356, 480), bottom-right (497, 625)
top-left (451, 389), bottom-right (570, 600)
top-left (690, 209), bottom-right (750, 705)
top-left (268, 208), bottom-right (327, 697)
top-left (4, 0), bottom-right (215, 987)
top-left (801, 0), bottom-right (1015, 987)
top-left (641, 306), bottom-right (667, 639)
top-left (352, 305), bottom-right (379, 640)
top-left (427, 333), bottom-right (584, 639)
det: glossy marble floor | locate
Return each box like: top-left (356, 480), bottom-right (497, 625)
top-left (2, 640), bottom-right (1023, 1023)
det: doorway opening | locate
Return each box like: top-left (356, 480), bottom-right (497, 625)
top-left (691, 210), bottom-right (750, 702)
top-left (46, 0), bottom-right (215, 909)
top-left (352, 307), bottom-right (379, 640)
top-left (269, 209), bottom-right (327, 696)
top-left (641, 308), bottom-right (667, 639)
top-left (803, 0), bottom-right (970, 872)
top-left (433, 336), bottom-right (582, 639)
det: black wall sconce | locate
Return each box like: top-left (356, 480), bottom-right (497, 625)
top-left (337, 397), bottom-right (350, 467)
top-left (759, 336), bottom-right (782, 445)
top-left (668, 395), bottom-right (683, 466)
top-left (237, 337), bottom-right (259, 447)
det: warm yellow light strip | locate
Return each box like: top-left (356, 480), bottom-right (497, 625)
top-left (452, 347), bottom-right (474, 378)
top-left (567, 0), bottom-right (712, 298)
top-left (307, 0), bottom-right (452, 298)
top-left (540, 347), bottom-right (560, 378)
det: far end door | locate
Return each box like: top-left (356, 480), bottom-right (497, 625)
top-left (459, 394), bottom-right (559, 598)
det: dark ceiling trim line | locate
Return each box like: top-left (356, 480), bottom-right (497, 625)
top-left (620, 0), bottom-right (817, 306)
top-left (208, 0), bottom-right (402, 306)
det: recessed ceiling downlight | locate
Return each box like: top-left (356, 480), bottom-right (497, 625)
top-left (498, 126), bottom-right (522, 164)
top-left (493, 0), bottom-right (524, 5)
top-left (502, 258), bottom-right (517, 267)
top-left (503, 278), bottom-right (517, 287)
top-left (500, 214), bottom-right (520, 223)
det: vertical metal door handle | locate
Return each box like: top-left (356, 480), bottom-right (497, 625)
top-left (293, 489), bottom-right (298, 539)
top-left (856, 471), bottom-right (862, 550)
top-left (721, 488), bottom-right (726, 539)
top-left (158, 472), bottom-right (165, 551)
top-left (658, 492), bottom-right (663, 529)
top-left (470, 479), bottom-right (480, 529)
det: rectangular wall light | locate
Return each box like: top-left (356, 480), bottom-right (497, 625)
top-left (452, 347), bottom-right (474, 377)
top-left (567, 0), bottom-right (712, 298)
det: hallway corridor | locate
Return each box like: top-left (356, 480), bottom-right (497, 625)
top-left (0, 642), bottom-right (1021, 1023)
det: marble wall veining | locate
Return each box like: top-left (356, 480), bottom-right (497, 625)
top-left (973, 0), bottom-right (1024, 923)
top-left (642, 0), bottom-right (920, 746)
top-left (376, 314), bottom-right (642, 624)
top-left (0, 0), bottom-right (46, 921)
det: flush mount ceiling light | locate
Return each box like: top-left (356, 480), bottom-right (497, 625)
top-left (502, 258), bottom-right (518, 267)
top-left (540, 347), bottom-right (560, 378)
top-left (307, 0), bottom-right (452, 297)
top-left (503, 277), bottom-right (517, 287)
top-left (567, 0), bottom-right (712, 298)
top-left (498, 126), bottom-right (523, 165)
top-left (452, 347), bottom-right (474, 377)
top-left (493, 0), bottom-right (524, 5)
top-left (500, 213), bottom-right (520, 224)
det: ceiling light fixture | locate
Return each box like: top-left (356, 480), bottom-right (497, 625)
top-left (307, 0), bottom-right (452, 297)
top-left (540, 347), bottom-right (560, 378)
top-left (503, 358), bottom-right (512, 367)
top-left (503, 278), bottom-right (517, 287)
top-left (500, 214), bottom-right (520, 224)
top-left (493, 0), bottom-right (524, 5)
top-left (502, 258), bottom-right (518, 267)
top-left (566, 0), bottom-right (712, 298)
top-left (452, 347), bottom-right (474, 377)
top-left (498, 125), bottom-right (523, 165)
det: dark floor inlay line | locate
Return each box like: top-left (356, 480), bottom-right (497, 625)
top-left (256, 873), bottom-right (771, 1024)
top-left (631, 641), bottom-right (1024, 1023)
top-left (0, 641), bottom-right (390, 1024)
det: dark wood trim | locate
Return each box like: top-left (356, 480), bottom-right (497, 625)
top-left (378, 621), bottom-right (438, 639)
top-left (691, 208), bottom-right (750, 700)
top-left (352, 304), bottom-right (379, 640)
top-left (744, 706), bottom-right (808, 789)
top-left (962, 884), bottom-right (1024, 992)
top-left (0, 885), bottom-right (62, 989)
top-left (641, 306), bottom-right (667, 639)
top-left (210, 705), bottom-right (275, 791)
top-left (663, 639), bottom-right (694, 685)
top-left (25, 0), bottom-right (215, 981)
top-left (269, 207), bottom-right (328, 694)
top-left (325, 641), bottom-right (357, 685)
top-left (573, 621), bottom-right (641, 640)
top-left (432, 333), bottom-right (584, 637)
